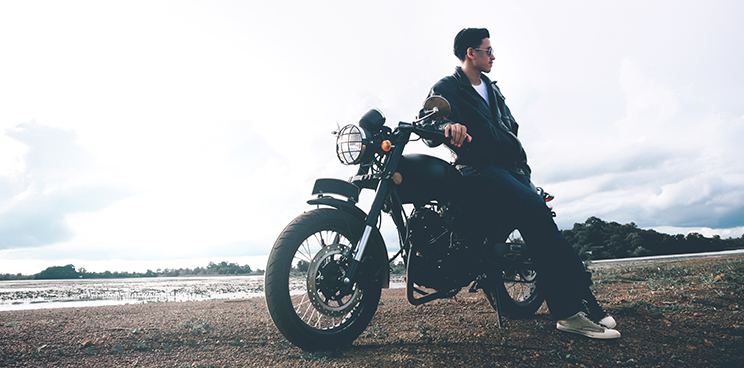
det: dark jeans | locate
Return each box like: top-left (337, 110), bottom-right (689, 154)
top-left (459, 165), bottom-right (592, 319)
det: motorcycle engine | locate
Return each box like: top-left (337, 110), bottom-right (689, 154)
top-left (406, 204), bottom-right (475, 290)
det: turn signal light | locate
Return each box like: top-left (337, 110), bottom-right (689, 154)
top-left (392, 172), bottom-right (403, 185)
top-left (381, 140), bottom-right (392, 152)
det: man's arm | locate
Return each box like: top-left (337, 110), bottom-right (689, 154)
top-left (417, 116), bottom-right (472, 149)
top-left (421, 84), bottom-right (471, 148)
top-left (443, 123), bottom-right (471, 148)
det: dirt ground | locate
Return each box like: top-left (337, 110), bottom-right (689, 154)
top-left (1, 256), bottom-right (742, 367)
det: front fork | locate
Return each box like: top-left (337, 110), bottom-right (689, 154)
top-left (343, 131), bottom-right (410, 292)
top-left (343, 178), bottom-right (393, 292)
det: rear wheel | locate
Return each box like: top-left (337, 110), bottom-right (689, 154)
top-left (264, 208), bottom-right (383, 350)
top-left (483, 229), bottom-right (544, 318)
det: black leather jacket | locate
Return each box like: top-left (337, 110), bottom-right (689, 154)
top-left (422, 67), bottom-right (531, 177)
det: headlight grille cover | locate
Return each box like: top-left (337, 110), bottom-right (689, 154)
top-left (336, 124), bottom-right (366, 165)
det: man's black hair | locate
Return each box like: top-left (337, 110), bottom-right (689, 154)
top-left (454, 28), bottom-right (490, 61)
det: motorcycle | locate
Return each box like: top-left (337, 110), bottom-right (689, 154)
top-left (265, 96), bottom-right (555, 350)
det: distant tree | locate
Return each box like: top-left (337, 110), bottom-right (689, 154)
top-left (628, 245), bottom-right (652, 257)
top-left (35, 264), bottom-right (80, 279)
top-left (390, 260), bottom-right (406, 275)
top-left (563, 217), bottom-right (744, 260)
top-left (206, 261), bottom-right (252, 275)
top-left (295, 260), bottom-right (309, 273)
top-left (0, 273), bottom-right (30, 280)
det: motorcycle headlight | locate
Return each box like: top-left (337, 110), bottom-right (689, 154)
top-left (336, 124), bottom-right (368, 165)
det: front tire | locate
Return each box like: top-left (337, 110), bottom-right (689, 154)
top-left (265, 208), bottom-right (383, 350)
top-left (483, 229), bottom-right (544, 318)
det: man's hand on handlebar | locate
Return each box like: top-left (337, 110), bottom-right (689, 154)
top-left (444, 123), bottom-right (472, 148)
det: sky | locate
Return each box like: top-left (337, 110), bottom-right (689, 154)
top-left (1, 0), bottom-right (743, 275)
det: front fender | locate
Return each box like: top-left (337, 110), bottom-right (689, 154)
top-left (307, 196), bottom-right (390, 288)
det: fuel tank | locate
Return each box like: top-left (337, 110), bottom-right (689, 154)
top-left (394, 154), bottom-right (462, 205)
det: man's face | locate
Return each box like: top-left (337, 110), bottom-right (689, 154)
top-left (471, 38), bottom-right (495, 73)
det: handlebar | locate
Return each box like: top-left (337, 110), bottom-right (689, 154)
top-left (397, 121), bottom-right (446, 141)
top-left (416, 125), bottom-right (449, 142)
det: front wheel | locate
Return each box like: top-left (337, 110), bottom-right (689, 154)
top-left (483, 229), bottom-right (544, 318)
top-left (264, 208), bottom-right (383, 350)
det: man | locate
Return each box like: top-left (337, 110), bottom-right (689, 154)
top-left (421, 28), bottom-right (620, 339)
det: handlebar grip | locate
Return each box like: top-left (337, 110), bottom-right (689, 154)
top-left (415, 126), bottom-right (447, 141)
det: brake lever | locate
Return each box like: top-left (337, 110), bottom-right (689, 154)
top-left (412, 107), bottom-right (439, 124)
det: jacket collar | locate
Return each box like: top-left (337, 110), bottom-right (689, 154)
top-left (454, 67), bottom-right (500, 122)
top-left (454, 66), bottom-right (494, 89)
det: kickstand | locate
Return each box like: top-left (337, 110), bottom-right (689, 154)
top-left (494, 291), bottom-right (503, 328)
top-left (475, 277), bottom-right (504, 328)
top-left (490, 280), bottom-right (504, 329)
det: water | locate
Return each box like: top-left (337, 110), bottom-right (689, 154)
top-left (3, 249), bottom-right (740, 311)
top-left (0, 275), bottom-right (407, 311)
top-left (0, 275), bottom-right (265, 311)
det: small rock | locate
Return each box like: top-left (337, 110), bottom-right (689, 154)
top-left (81, 339), bottom-right (94, 347)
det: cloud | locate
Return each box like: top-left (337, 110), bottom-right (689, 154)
top-left (1, 1), bottom-right (743, 275)
top-left (541, 57), bottom-right (744, 230)
top-left (0, 122), bottom-right (131, 249)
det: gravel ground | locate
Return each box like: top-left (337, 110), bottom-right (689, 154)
top-left (1, 256), bottom-right (743, 367)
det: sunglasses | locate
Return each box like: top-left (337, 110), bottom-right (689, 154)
top-left (474, 47), bottom-right (493, 57)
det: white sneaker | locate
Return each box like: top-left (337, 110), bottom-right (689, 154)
top-left (598, 315), bottom-right (617, 329)
top-left (582, 292), bottom-right (617, 329)
top-left (556, 312), bottom-right (621, 339)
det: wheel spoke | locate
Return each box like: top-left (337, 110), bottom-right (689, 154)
top-left (301, 300), bottom-right (314, 321)
top-left (297, 239), bottom-right (314, 263)
top-left (482, 228), bottom-right (543, 317)
top-left (287, 232), bottom-right (365, 331)
top-left (265, 209), bottom-right (383, 349)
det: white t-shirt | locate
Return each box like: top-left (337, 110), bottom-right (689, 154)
top-left (473, 81), bottom-right (490, 107)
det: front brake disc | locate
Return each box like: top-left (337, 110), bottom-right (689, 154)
top-left (306, 244), bottom-right (363, 317)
